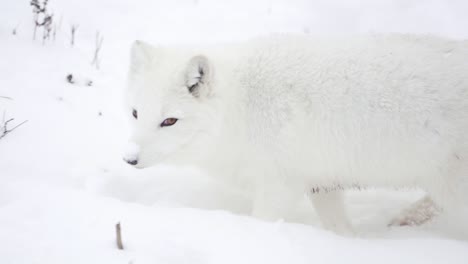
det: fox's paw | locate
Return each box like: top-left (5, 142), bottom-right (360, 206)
top-left (389, 195), bottom-right (439, 226)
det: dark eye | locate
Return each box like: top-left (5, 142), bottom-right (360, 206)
top-left (132, 109), bottom-right (138, 119)
top-left (161, 118), bottom-right (178, 127)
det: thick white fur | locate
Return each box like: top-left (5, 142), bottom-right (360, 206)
top-left (125, 34), bottom-right (468, 234)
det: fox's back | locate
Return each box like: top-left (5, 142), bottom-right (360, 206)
top-left (235, 34), bottom-right (468, 184)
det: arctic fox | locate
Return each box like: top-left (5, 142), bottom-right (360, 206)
top-left (123, 34), bottom-right (468, 234)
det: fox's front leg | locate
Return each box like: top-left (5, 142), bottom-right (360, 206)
top-left (251, 183), bottom-right (302, 221)
top-left (250, 175), bottom-right (305, 222)
top-left (309, 190), bottom-right (354, 235)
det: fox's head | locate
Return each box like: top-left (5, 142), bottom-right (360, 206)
top-left (123, 41), bottom-right (221, 168)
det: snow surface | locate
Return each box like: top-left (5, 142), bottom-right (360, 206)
top-left (1, 0), bottom-right (468, 263)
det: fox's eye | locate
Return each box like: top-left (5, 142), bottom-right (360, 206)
top-left (132, 109), bottom-right (138, 119)
top-left (161, 118), bottom-right (178, 127)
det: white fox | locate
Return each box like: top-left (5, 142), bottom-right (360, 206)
top-left (123, 34), bottom-right (468, 234)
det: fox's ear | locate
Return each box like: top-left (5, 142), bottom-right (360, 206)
top-left (185, 55), bottom-right (212, 97)
top-left (130, 40), bottom-right (154, 74)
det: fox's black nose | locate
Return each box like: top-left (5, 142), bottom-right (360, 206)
top-left (124, 158), bottom-right (138, 165)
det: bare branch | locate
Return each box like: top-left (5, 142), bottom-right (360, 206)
top-left (9, 120), bottom-right (28, 132)
top-left (30, 0), bottom-right (53, 42)
top-left (0, 115), bottom-right (28, 140)
top-left (0, 96), bottom-right (13, 100)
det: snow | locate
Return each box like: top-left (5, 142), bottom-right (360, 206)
top-left (1, 0), bottom-right (468, 263)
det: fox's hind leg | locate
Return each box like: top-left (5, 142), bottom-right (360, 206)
top-left (250, 169), bottom-right (305, 222)
top-left (421, 152), bottom-right (468, 237)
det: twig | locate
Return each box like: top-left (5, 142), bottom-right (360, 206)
top-left (0, 118), bottom-right (28, 140)
top-left (40, 13), bottom-right (53, 45)
top-left (0, 96), bottom-right (13, 100)
top-left (70, 24), bottom-right (79, 47)
top-left (91, 31), bottom-right (104, 69)
top-left (116, 222), bottom-right (124, 250)
top-left (53, 15), bottom-right (62, 41)
top-left (12, 22), bottom-right (20, 35)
